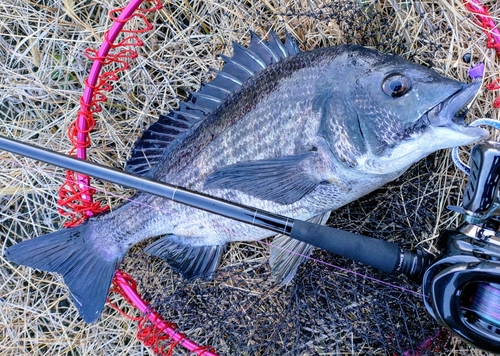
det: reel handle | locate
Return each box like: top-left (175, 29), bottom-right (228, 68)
top-left (462, 141), bottom-right (500, 223)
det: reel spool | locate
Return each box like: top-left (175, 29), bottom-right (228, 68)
top-left (423, 140), bottom-right (500, 353)
top-left (470, 282), bottom-right (500, 330)
top-left (423, 243), bottom-right (500, 352)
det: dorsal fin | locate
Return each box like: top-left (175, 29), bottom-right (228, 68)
top-left (125, 31), bottom-right (301, 175)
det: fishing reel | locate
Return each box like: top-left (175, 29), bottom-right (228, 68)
top-left (422, 141), bottom-right (500, 353)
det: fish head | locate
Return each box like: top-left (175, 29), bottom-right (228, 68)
top-left (317, 46), bottom-right (489, 175)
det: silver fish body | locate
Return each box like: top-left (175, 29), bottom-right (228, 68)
top-left (6, 32), bottom-right (488, 323)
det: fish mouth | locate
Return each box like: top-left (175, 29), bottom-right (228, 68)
top-left (362, 82), bottom-right (488, 175)
top-left (417, 81), bottom-right (488, 142)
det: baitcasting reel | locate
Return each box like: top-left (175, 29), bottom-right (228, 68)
top-left (423, 141), bottom-right (500, 353)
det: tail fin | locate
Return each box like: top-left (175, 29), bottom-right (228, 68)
top-left (5, 223), bottom-right (121, 323)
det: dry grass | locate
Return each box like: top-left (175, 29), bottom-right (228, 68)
top-left (1, 0), bottom-right (499, 355)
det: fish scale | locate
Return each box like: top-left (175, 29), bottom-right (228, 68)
top-left (6, 32), bottom-right (489, 323)
top-left (175, 90), bottom-right (317, 188)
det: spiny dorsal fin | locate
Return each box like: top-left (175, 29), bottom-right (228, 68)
top-left (125, 30), bottom-right (301, 175)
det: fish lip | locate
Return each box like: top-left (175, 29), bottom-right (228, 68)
top-left (418, 81), bottom-right (488, 141)
top-left (422, 81), bottom-right (481, 128)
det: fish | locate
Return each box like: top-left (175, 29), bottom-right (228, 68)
top-left (5, 31), bottom-right (488, 323)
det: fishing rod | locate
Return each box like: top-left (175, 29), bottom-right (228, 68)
top-left (0, 134), bottom-right (428, 278)
top-left (1, 134), bottom-right (500, 353)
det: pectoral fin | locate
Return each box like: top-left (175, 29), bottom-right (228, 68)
top-left (270, 211), bottom-right (331, 284)
top-left (204, 152), bottom-right (321, 205)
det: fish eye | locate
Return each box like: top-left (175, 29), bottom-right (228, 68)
top-left (382, 74), bottom-right (412, 98)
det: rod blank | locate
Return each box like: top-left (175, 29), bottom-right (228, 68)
top-left (0, 134), bottom-right (430, 278)
top-left (0, 135), bottom-right (293, 235)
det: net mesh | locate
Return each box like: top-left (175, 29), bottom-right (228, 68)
top-left (1, 0), bottom-right (499, 355)
top-left (124, 155), bottom-right (459, 355)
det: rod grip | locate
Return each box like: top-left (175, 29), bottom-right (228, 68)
top-left (290, 220), bottom-right (401, 273)
top-left (290, 220), bottom-right (432, 279)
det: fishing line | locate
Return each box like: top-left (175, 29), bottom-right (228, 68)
top-left (5, 158), bottom-right (427, 300)
top-left (451, 118), bottom-right (500, 175)
top-left (257, 239), bottom-right (425, 298)
top-left (469, 283), bottom-right (500, 328)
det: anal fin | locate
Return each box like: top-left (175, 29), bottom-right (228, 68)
top-left (270, 211), bottom-right (331, 284)
top-left (145, 235), bottom-right (226, 280)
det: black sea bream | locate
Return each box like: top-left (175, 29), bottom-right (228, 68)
top-left (6, 32), bottom-right (488, 322)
